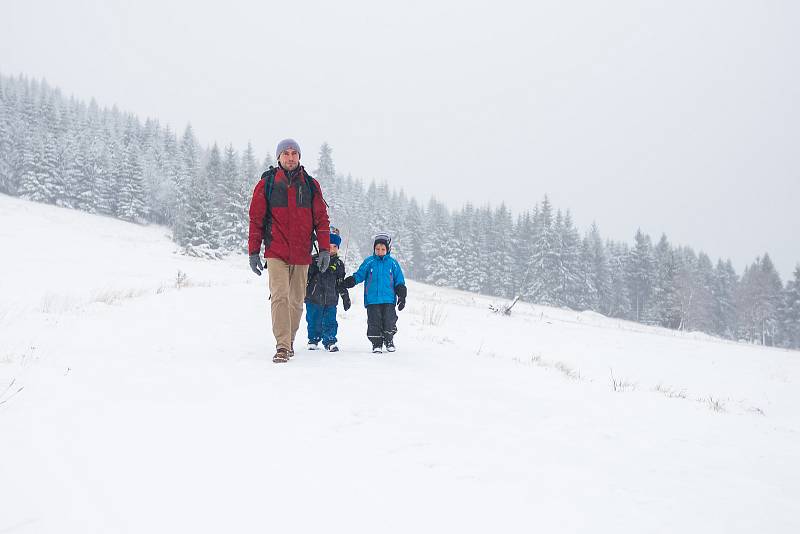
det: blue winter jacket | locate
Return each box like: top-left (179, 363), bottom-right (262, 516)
top-left (352, 253), bottom-right (406, 307)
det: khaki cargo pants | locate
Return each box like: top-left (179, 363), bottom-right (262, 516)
top-left (267, 258), bottom-right (310, 352)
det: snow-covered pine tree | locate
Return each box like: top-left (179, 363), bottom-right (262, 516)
top-left (711, 259), bottom-right (739, 339)
top-left (778, 265), bottom-right (800, 348)
top-left (735, 254), bottom-right (784, 345)
top-left (205, 143), bottom-right (225, 241)
top-left (511, 210), bottom-right (535, 301)
top-left (219, 144), bottom-right (247, 252)
top-left (488, 203), bottom-right (515, 298)
top-left (140, 118), bottom-right (168, 225)
top-left (398, 198), bottom-right (424, 280)
top-left (0, 91), bottom-right (15, 194)
top-left (159, 125), bottom-right (180, 226)
top-left (117, 141), bottom-right (147, 222)
top-left (647, 234), bottom-right (680, 328)
top-left (577, 235), bottom-right (598, 311)
top-left (315, 142), bottom-right (335, 189)
top-left (95, 134), bottom-right (120, 216)
top-left (691, 252), bottom-right (717, 333)
top-left (17, 132), bottom-right (48, 203)
top-left (173, 125), bottom-right (201, 246)
top-left (585, 222), bottom-right (610, 313)
top-left (606, 240), bottom-right (633, 319)
top-left (449, 207), bottom-right (472, 291)
top-left (422, 198), bottom-right (454, 286)
top-left (241, 142), bottom-right (258, 186)
top-left (261, 151), bottom-right (275, 172)
top-left (528, 196), bottom-right (559, 305)
top-left (556, 210), bottom-right (582, 309)
top-left (626, 229), bottom-right (655, 322)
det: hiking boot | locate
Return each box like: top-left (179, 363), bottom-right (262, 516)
top-left (273, 348), bottom-right (290, 363)
top-left (385, 341), bottom-right (396, 352)
top-left (372, 345), bottom-right (383, 354)
top-left (308, 341), bottom-right (320, 350)
top-left (326, 343), bottom-right (339, 352)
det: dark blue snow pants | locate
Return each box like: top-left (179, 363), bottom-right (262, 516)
top-left (305, 302), bottom-right (338, 346)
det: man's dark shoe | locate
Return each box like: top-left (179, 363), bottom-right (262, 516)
top-left (273, 348), bottom-right (290, 363)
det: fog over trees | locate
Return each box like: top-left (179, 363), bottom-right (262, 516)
top-left (2, 73), bottom-right (798, 349)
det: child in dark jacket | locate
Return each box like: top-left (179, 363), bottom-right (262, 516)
top-left (341, 233), bottom-right (407, 354)
top-left (305, 233), bottom-right (351, 352)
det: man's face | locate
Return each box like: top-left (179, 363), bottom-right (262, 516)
top-left (374, 243), bottom-right (387, 256)
top-left (279, 149), bottom-right (300, 171)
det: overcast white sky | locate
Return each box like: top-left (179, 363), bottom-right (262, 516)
top-left (2, 0), bottom-right (798, 277)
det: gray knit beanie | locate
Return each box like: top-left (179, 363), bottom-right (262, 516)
top-left (276, 138), bottom-right (301, 158)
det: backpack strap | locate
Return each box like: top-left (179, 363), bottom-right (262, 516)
top-left (262, 166), bottom-right (278, 203)
top-left (260, 167), bottom-right (278, 248)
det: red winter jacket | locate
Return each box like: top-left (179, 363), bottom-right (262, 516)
top-left (248, 165), bottom-right (330, 265)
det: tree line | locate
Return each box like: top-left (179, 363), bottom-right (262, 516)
top-left (1, 73), bottom-right (798, 349)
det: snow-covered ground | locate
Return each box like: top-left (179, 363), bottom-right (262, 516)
top-left (1, 194), bottom-right (798, 533)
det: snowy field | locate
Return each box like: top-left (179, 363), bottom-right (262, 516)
top-left (1, 194), bottom-right (799, 533)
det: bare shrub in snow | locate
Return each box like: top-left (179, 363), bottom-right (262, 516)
top-left (422, 303), bottom-right (446, 326)
top-left (610, 368), bottom-right (636, 392)
top-left (175, 270), bottom-right (189, 289)
top-left (92, 288), bottom-right (146, 305)
top-left (554, 361), bottom-right (580, 380)
top-left (654, 383), bottom-right (687, 399)
top-left (523, 354), bottom-right (582, 381)
top-left (703, 396), bottom-right (726, 413)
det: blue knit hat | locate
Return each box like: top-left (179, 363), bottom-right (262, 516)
top-left (329, 233), bottom-right (342, 247)
top-left (276, 138), bottom-right (301, 158)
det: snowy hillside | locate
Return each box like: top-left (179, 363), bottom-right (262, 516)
top-left (1, 194), bottom-right (798, 533)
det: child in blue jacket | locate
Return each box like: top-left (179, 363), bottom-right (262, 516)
top-left (341, 233), bottom-right (407, 353)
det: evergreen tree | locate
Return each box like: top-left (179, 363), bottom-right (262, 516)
top-left (735, 254), bottom-right (784, 345)
top-left (712, 259), bottom-right (739, 339)
top-left (159, 125), bottom-right (181, 226)
top-left (647, 234), bottom-right (680, 328)
top-left (692, 252), bottom-right (717, 333)
top-left (626, 229), bottom-right (655, 321)
top-left (0, 96), bottom-right (15, 193)
top-left (511, 210), bottom-right (535, 299)
top-left (586, 223), bottom-right (610, 314)
top-left (528, 196), bottom-right (559, 304)
top-left (17, 132), bottom-right (48, 203)
top-left (778, 265), bottom-right (800, 348)
top-left (489, 204), bottom-right (515, 297)
top-left (219, 144), bottom-right (247, 251)
top-left (174, 125), bottom-right (200, 245)
top-left (315, 142), bottom-right (335, 186)
top-left (606, 241), bottom-right (633, 319)
top-left (422, 198), bottom-right (454, 286)
top-left (241, 142), bottom-right (258, 184)
top-left (555, 210), bottom-right (582, 308)
top-left (261, 151), bottom-right (275, 171)
top-left (117, 142), bottom-right (147, 222)
top-left (399, 198), bottom-right (424, 280)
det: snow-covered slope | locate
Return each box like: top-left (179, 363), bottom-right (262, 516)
top-left (1, 194), bottom-right (798, 533)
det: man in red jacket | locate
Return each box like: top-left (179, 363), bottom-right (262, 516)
top-left (248, 138), bottom-right (331, 363)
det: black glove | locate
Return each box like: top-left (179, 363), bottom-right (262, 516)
top-left (341, 275), bottom-right (356, 289)
top-left (317, 250), bottom-right (330, 272)
top-left (342, 292), bottom-right (351, 311)
top-left (395, 284), bottom-right (407, 311)
top-left (249, 253), bottom-right (263, 276)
